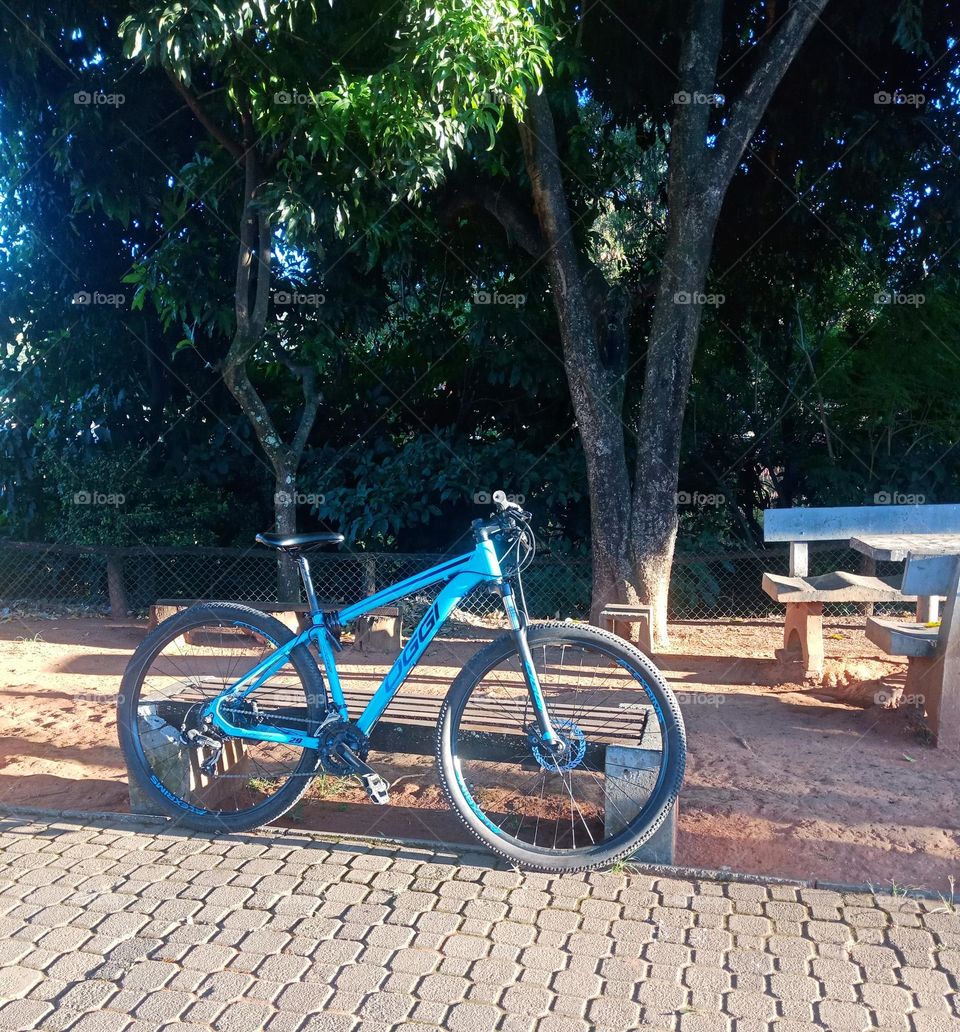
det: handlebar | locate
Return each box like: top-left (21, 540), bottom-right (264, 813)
top-left (471, 489), bottom-right (532, 544)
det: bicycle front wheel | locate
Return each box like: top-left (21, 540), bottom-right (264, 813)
top-left (437, 621), bottom-right (686, 872)
top-left (118, 602), bottom-right (326, 833)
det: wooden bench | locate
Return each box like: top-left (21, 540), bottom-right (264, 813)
top-left (130, 678), bottom-right (677, 862)
top-left (761, 504), bottom-right (960, 677)
top-left (866, 552), bottom-right (960, 750)
top-left (149, 599), bottom-right (402, 656)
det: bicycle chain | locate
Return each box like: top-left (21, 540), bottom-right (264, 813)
top-left (190, 705), bottom-right (327, 780)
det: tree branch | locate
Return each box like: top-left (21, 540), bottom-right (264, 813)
top-left (250, 202), bottom-right (273, 339)
top-left (671, 0), bottom-right (725, 199)
top-left (234, 149), bottom-right (258, 338)
top-left (166, 70), bottom-right (243, 160)
top-left (291, 366), bottom-right (322, 460)
top-left (712, 0), bottom-right (830, 197)
top-left (517, 91), bottom-right (585, 305)
top-left (444, 176), bottom-right (545, 259)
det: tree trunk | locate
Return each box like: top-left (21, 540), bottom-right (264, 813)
top-left (169, 85), bottom-right (324, 605)
top-left (273, 466), bottom-right (300, 603)
top-left (475, 0), bottom-right (828, 647)
top-left (221, 145), bottom-right (322, 604)
top-left (517, 92), bottom-right (636, 625)
top-left (632, 200), bottom-right (721, 645)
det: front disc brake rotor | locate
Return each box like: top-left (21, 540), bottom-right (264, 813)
top-left (531, 719), bottom-right (587, 772)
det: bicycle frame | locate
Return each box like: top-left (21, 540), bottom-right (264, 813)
top-left (204, 532), bottom-right (558, 749)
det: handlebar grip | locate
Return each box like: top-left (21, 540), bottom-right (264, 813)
top-left (492, 489), bottom-right (523, 512)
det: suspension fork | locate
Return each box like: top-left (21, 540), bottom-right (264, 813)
top-left (500, 583), bottom-right (560, 747)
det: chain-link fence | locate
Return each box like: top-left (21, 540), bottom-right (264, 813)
top-left (0, 539), bottom-right (910, 622)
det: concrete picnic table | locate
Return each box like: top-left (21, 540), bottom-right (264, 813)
top-left (849, 532), bottom-right (960, 622)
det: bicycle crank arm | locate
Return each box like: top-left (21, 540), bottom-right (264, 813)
top-left (334, 744), bottom-right (391, 804)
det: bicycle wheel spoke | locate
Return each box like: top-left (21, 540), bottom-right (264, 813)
top-left (127, 609), bottom-right (322, 822)
top-left (449, 631), bottom-right (675, 861)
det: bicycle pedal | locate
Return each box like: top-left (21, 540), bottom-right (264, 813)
top-left (359, 772), bottom-right (390, 805)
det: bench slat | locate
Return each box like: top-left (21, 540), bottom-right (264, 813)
top-left (865, 617), bottom-right (939, 657)
top-left (762, 571), bottom-right (911, 604)
top-left (149, 682), bottom-right (650, 744)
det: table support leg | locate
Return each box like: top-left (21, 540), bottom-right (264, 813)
top-left (779, 602), bottom-right (824, 679)
top-left (916, 595), bottom-right (941, 624)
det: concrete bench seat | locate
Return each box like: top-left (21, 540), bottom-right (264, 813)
top-left (598, 603), bottom-right (653, 654)
top-left (762, 571), bottom-right (909, 605)
top-left (865, 618), bottom-right (939, 658)
top-left (862, 552), bottom-right (960, 749)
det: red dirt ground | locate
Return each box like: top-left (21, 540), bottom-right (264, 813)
top-left (0, 613), bottom-right (956, 893)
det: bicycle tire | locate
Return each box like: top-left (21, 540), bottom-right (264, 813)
top-left (118, 602), bottom-right (326, 833)
top-left (436, 620), bottom-right (686, 872)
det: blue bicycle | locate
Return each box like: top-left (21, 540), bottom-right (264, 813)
top-left (119, 492), bottom-right (685, 871)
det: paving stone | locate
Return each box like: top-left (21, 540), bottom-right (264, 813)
top-left (815, 999), bottom-right (873, 1030)
top-left (859, 982), bottom-right (914, 1011)
top-left (501, 984), bottom-right (555, 1017)
top-left (537, 1018), bottom-right (592, 1032)
top-left (910, 1014), bottom-right (960, 1032)
top-left (0, 965), bottom-right (43, 999)
top-left (769, 972), bottom-right (821, 1004)
top-left (132, 990), bottom-right (195, 1023)
top-left (209, 1001), bottom-right (275, 1031)
top-left (0, 998), bottom-right (54, 1030)
top-left (0, 820), bottom-right (957, 1032)
top-left (439, 1001), bottom-right (500, 1032)
top-left (65, 1013), bottom-right (131, 1032)
top-left (683, 965), bottom-right (730, 993)
top-left (722, 990), bottom-right (778, 1021)
top-left (255, 953), bottom-right (311, 982)
top-left (56, 980), bottom-right (118, 1012)
top-left (586, 995), bottom-right (643, 1027)
top-left (678, 1013), bottom-right (731, 1032)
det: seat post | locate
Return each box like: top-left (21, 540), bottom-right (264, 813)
top-left (296, 553), bottom-right (321, 614)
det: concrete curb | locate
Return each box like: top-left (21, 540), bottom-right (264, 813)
top-left (0, 803), bottom-right (950, 902)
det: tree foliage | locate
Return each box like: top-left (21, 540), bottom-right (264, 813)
top-left (2, 0), bottom-right (959, 561)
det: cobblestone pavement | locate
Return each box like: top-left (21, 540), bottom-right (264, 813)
top-left (0, 816), bottom-right (958, 1032)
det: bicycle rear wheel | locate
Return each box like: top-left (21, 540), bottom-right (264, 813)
top-left (118, 603), bottom-right (326, 833)
top-left (437, 621), bottom-right (685, 872)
